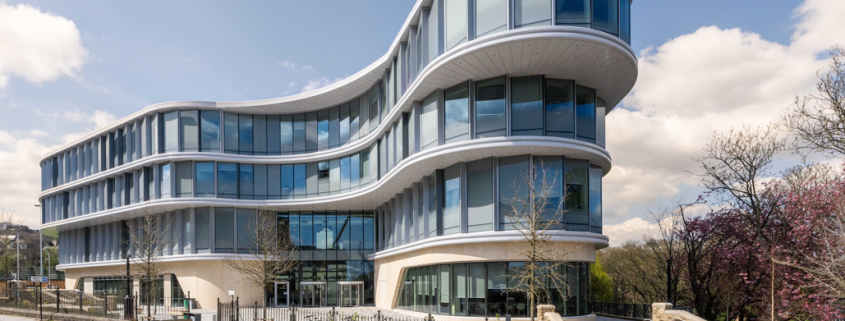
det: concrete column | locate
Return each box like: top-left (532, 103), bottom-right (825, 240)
top-left (83, 278), bottom-right (94, 296)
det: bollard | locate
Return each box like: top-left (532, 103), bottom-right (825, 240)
top-left (378, 311), bottom-right (382, 321)
top-left (505, 314), bottom-right (511, 321)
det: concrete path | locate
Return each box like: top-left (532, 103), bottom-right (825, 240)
top-left (596, 315), bottom-right (642, 321)
top-left (0, 315), bottom-right (36, 321)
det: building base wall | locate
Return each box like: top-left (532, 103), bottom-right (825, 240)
top-left (372, 241), bottom-right (596, 311)
top-left (63, 260), bottom-right (264, 309)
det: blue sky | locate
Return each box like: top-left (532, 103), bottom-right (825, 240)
top-left (1, 0), bottom-right (842, 244)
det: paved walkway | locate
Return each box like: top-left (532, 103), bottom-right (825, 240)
top-left (596, 315), bottom-right (642, 321)
top-left (0, 315), bottom-right (36, 321)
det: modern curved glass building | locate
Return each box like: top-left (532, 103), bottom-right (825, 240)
top-left (38, 0), bottom-right (635, 319)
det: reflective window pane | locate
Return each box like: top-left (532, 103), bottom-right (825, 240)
top-left (475, 77), bottom-right (506, 138)
top-left (224, 113), bottom-right (238, 154)
top-left (442, 165), bottom-right (461, 236)
top-left (180, 110), bottom-right (199, 152)
top-left (421, 93), bottom-right (438, 150)
top-left (592, 0), bottom-right (619, 35)
top-left (564, 158), bottom-right (589, 230)
top-left (545, 79), bottom-right (575, 138)
top-left (511, 76), bottom-right (544, 135)
top-left (214, 208), bottom-right (234, 253)
top-left (217, 163), bottom-right (238, 199)
top-left (556, 0), bottom-right (590, 25)
top-left (238, 114), bottom-right (253, 155)
top-left (200, 111), bottom-right (220, 152)
top-left (445, 0), bottom-right (468, 51)
top-left (475, 0), bottom-right (507, 38)
top-left (514, 0), bottom-right (551, 28)
top-left (498, 155), bottom-right (529, 230)
top-left (467, 158), bottom-right (493, 232)
top-left (444, 82), bottom-right (469, 144)
top-left (575, 85), bottom-right (596, 143)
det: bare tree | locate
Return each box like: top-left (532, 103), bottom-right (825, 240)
top-left (501, 161), bottom-right (574, 321)
top-left (692, 124), bottom-right (786, 320)
top-left (126, 210), bottom-right (173, 318)
top-left (223, 209), bottom-right (298, 321)
top-left (785, 46), bottom-right (845, 157)
top-left (692, 124), bottom-right (785, 241)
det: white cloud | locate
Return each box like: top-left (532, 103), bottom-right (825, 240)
top-left (603, 217), bottom-right (659, 247)
top-left (602, 0), bottom-right (845, 231)
top-left (276, 61), bottom-right (314, 72)
top-left (0, 130), bottom-right (57, 227)
top-left (301, 77), bottom-right (344, 93)
top-left (0, 3), bottom-right (88, 88)
top-left (40, 108), bottom-right (116, 130)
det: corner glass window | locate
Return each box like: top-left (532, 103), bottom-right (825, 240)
top-left (592, 0), bottom-right (619, 35)
top-left (545, 79), bottom-right (575, 138)
top-left (534, 156), bottom-right (563, 229)
top-left (306, 112), bottom-right (318, 152)
top-left (475, 76), bottom-right (506, 138)
top-left (475, 0), bottom-right (507, 38)
top-left (620, 0), bottom-right (631, 44)
top-left (280, 114), bottom-right (293, 155)
top-left (589, 165), bottom-right (602, 233)
top-left (514, 0), bottom-right (552, 28)
top-left (564, 159), bottom-right (589, 231)
top-left (575, 85), bottom-right (596, 143)
top-left (200, 111), bottom-right (220, 152)
top-left (318, 109), bottom-right (329, 151)
top-left (556, 0), bottom-right (591, 26)
top-left (511, 76), bottom-right (544, 136)
top-left (444, 83), bottom-right (469, 144)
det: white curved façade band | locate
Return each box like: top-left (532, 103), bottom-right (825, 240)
top-left (54, 230), bottom-right (609, 271)
top-left (39, 135), bottom-right (611, 233)
top-left (40, 25), bottom-right (636, 163)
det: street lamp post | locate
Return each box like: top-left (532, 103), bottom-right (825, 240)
top-left (125, 255), bottom-right (132, 320)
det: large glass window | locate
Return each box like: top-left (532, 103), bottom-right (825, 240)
top-left (281, 164), bottom-right (293, 199)
top-left (223, 113), bottom-right (238, 154)
top-left (498, 155), bottom-right (529, 230)
top-left (475, 77), bottom-right (506, 138)
top-left (445, 0), bottom-right (468, 50)
top-left (318, 109), bottom-right (329, 151)
top-left (330, 106), bottom-right (340, 148)
top-left (620, 0), bottom-right (631, 44)
top-left (280, 114), bottom-right (293, 155)
top-left (195, 207), bottom-right (210, 253)
top-left (253, 115), bottom-right (267, 155)
top-left (369, 86), bottom-right (380, 131)
top-left (254, 164), bottom-right (268, 200)
top-left (180, 111), bottom-right (199, 152)
top-left (266, 115), bottom-right (280, 155)
top-left (239, 164), bottom-right (254, 199)
top-left (475, 0), bottom-right (507, 38)
top-left (589, 165), bottom-right (602, 233)
top-left (159, 163), bottom-right (171, 198)
top-left (514, 0), bottom-right (551, 28)
top-left (350, 100), bottom-right (360, 142)
top-left (175, 161), bottom-right (193, 198)
top-left (442, 165), bottom-right (461, 236)
top-left (534, 156), bottom-right (564, 229)
top-left (575, 85), bottom-right (596, 143)
top-left (217, 163), bottom-right (238, 199)
top-left (444, 83), bottom-right (469, 143)
top-left (421, 93), bottom-right (438, 150)
top-left (237, 209), bottom-right (256, 253)
top-left (293, 113), bottom-right (306, 154)
top-left (163, 111), bottom-right (178, 153)
top-left (564, 159), bottom-right (589, 230)
top-left (238, 114), bottom-right (253, 154)
top-left (429, 174), bottom-right (438, 238)
top-left (214, 208), bottom-right (234, 253)
top-left (556, 0), bottom-right (591, 26)
top-left (545, 79), bottom-right (575, 138)
top-left (294, 164), bottom-right (306, 198)
top-left (592, 0), bottom-right (619, 35)
top-left (306, 112), bottom-right (318, 152)
top-left (511, 76), bottom-right (544, 135)
top-left (467, 158), bottom-right (494, 232)
top-left (195, 162), bottom-right (214, 197)
top-left (468, 263), bottom-right (485, 316)
top-left (451, 264), bottom-right (467, 316)
top-left (439, 265), bottom-right (451, 314)
top-left (200, 111), bottom-right (220, 152)
top-left (340, 103), bottom-right (350, 146)
top-left (268, 165), bottom-right (281, 199)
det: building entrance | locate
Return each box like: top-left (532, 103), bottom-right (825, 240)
top-left (300, 282), bottom-right (327, 307)
top-left (338, 281), bottom-right (363, 307)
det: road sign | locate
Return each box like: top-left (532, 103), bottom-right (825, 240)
top-left (28, 276), bottom-right (48, 283)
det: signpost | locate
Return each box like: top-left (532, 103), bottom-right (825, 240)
top-left (29, 276), bottom-right (49, 283)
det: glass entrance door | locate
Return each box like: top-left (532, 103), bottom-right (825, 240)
top-left (300, 282), bottom-right (327, 307)
top-left (274, 282), bottom-right (289, 306)
top-left (338, 282), bottom-right (363, 307)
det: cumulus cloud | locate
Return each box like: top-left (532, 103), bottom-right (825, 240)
top-left (0, 3), bottom-right (88, 88)
top-left (602, 0), bottom-right (845, 231)
top-left (0, 130), bottom-right (56, 227)
top-left (38, 108), bottom-right (116, 130)
top-left (301, 77), bottom-right (344, 93)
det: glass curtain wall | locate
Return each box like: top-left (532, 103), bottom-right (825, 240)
top-left (475, 0), bottom-right (507, 38)
top-left (397, 262), bottom-right (590, 317)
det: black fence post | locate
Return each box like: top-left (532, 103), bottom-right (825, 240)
top-left (217, 298), bottom-right (221, 321)
top-left (79, 290), bottom-right (83, 314)
top-left (56, 287), bottom-right (59, 313)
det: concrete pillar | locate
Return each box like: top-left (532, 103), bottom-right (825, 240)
top-left (83, 278), bottom-right (94, 296)
top-left (164, 274), bottom-right (172, 299)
